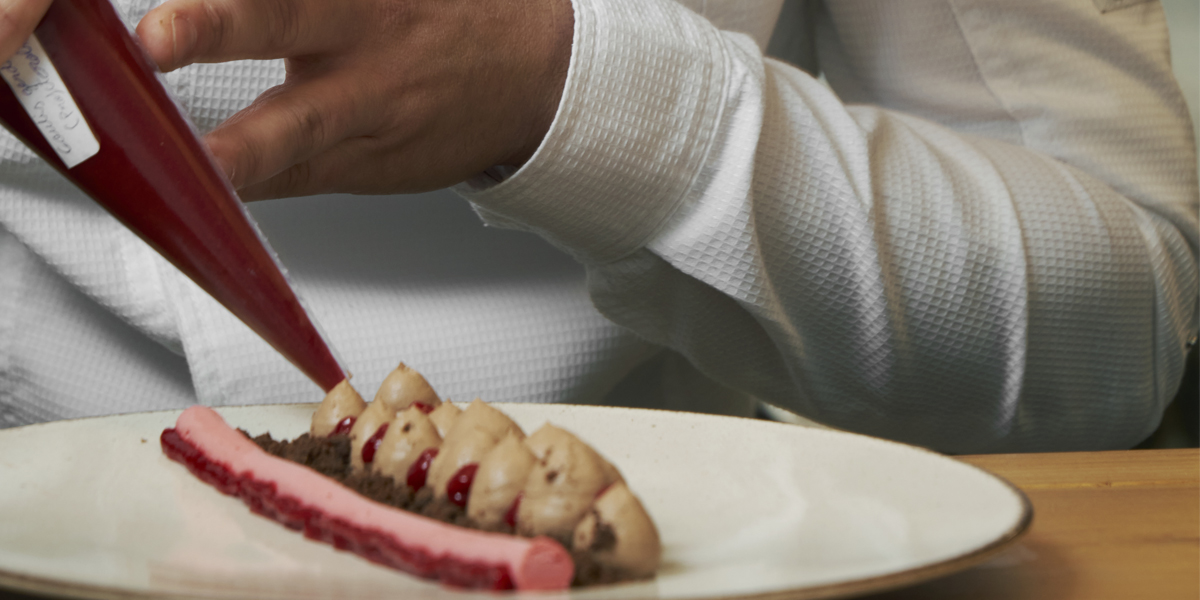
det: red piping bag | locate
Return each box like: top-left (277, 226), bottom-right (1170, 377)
top-left (0, 0), bottom-right (347, 392)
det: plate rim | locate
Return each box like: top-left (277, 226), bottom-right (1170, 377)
top-left (0, 404), bottom-right (1034, 600)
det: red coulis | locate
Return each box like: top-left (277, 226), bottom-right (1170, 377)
top-left (411, 402), bottom-right (435, 414)
top-left (504, 493), bottom-right (523, 529)
top-left (447, 464), bottom-right (480, 508)
top-left (333, 416), bottom-right (356, 436)
top-left (407, 447), bottom-right (439, 489)
top-left (361, 423), bottom-right (388, 464)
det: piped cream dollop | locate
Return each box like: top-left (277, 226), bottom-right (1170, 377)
top-left (310, 379), bottom-right (367, 437)
top-left (428, 401), bottom-right (462, 438)
top-left (372, 405), bottom-right (443, 479)
top-left (517, 424), bottom-right (622, 540)
top-left (573, 481), bottom-right (661, 578)
top-left (426, 399), bottom-right (523, 497)
top-left (468, 431), bottom-right (536, 528)
top-left (304, 363), bottom-right (661, 583)
top-left (374, 362), bottom-right (441, 411)
top-left (350, 364), bottom-right (442, 470)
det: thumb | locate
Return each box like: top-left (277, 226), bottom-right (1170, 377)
top-left (0, 0), bottom-right (55, 64)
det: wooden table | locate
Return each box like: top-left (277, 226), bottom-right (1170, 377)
top-left (862, 448), bottom-right (1199, 600)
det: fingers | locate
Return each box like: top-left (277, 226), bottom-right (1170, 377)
top-left (0, 0), bottom-right (53, 64)
top-left (235, 140), bottom-right (375, 201)
top-left (204, 70), bottom-right (372, 191)
top-left (135, 0), bottom-right (352, 72)
top-left (235, 136), bottom-right (464, 201)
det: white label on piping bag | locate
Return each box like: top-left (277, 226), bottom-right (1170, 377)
top-left (0, 35), bottom-right (99, 168)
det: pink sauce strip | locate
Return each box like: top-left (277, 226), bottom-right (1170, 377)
top-left (160, 406), bottom-right (574, 590)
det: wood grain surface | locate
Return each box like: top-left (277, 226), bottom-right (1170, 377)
top-left (860, 448), bottom-right (1200, 600)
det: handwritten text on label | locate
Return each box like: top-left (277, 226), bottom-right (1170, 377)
top-left (0, 35), bottom-right (100, 168)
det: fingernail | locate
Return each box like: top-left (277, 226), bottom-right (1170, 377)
top-left (213, 154), bottom-right (236, 186)
top-left (170, 13), bottom-right (197, 67)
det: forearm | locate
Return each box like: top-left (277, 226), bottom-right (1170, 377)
top-left (458, 0), bottom-right (1199, 452)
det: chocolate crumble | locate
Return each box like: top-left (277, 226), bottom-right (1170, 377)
top-left (244, 430), bottom-right (644, 586)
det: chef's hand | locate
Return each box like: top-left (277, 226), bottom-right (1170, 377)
top-left (0, 0), bottom-right (54, 63)
top-left (135, 0), bottom-right (573, 199)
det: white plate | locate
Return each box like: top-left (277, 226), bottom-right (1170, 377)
top-left (0, 404), bottom-right (1030, 600)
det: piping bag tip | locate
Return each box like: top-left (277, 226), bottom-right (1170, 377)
top-left (0, 0), bottom-right (348, 393)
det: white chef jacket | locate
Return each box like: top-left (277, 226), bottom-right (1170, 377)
top-left (0, 0), bottom-right (1195, 453)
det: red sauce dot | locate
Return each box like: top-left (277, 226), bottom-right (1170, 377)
top-left (447, 463), bottom-right (479, 508)
top-left (406, 447), bottom-right (439, 490)
top-left (411, 402), bottom-right (435, 414)
top-left (332, 416), bottom-right (356, 436)
top-left (504, 492), bottom-right (522, 529)
top-left (361, 423), bottom-right (388, 464)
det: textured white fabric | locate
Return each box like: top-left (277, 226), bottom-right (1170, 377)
top-left (0, 225), bottom-right (194, 427)
top-left (0, 0), bottom-right (1195, 453)
top-left (0, 5), bottom-right (681, 422)
top-left (457, 0), bottom-right (1199, 452)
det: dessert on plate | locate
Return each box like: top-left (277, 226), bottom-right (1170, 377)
top-left (161, 363), bottom-right (661, 590)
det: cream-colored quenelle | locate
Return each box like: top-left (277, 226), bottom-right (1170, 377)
top-left (517, 424), bottom-right (623, 540)
top-left (467, 431), bottom-right (536, 528)
top-left (372, 406), bottom-right (443, 479)
top-left (428, 401), bottom-right (462, 438)
top-left (310, 364), bottom-right (662, 580)
top-left (426, 400), bottom-right (523, 496)
top-left (310, 379), bottom-right (368, 437)
top-left (573, 482), bottom-right (661, 578)
top-left (373, 363), bottom-right (441, 410)
top-left (349, 364), bottom-right (442, 470)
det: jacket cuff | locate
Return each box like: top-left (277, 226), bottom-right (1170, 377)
top-left (455, 0), bottom-right (728, 264)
